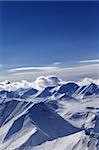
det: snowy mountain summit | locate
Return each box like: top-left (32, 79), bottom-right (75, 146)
top-left (0, 76), bottom-right (99, 150)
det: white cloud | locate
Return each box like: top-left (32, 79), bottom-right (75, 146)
top-left (0, 76), bottom-right (99, 92)
top-left (0, 63), bottom-right (99, 82)
top-left (79, 59), bottom-right (99, 63)
top-left (0, 80), bottom-right (36, 91)
top-left (53, 62), bottom-right (61, 65)
top-left (8, 66), bottom-right (58, 72)
top-left (77, 77), bottom-right (99, 86)
top-left (0, 75), bottom-right (62, 91)
top-left (34, 75), bottom-right (62, 89)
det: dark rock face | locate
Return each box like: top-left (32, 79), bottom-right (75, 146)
top-left (21, 88), bottom-right (38, 99)
top-left (58, 82), bottom-right (79, 96)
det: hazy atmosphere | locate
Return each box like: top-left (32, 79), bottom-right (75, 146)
top-left (0, 1), bottom-right (99, 81)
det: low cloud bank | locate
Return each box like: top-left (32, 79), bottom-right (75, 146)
top-left (0, 76), bottom-right (99, 91)
top-left (0, 75), bottom-right (62, 91)
top-left (77, 77), bottom-right (99, 86)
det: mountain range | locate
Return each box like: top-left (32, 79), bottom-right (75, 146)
top-left (0, 76), bottom-right (99, 150)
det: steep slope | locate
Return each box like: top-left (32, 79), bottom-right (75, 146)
top-left (21, 88), bottom-right (38, 99)
top-left (58, 82), bottom-right (79, 96)
top-left (73, 83), bottom-right (99, 99)
top-left (37, 86), bottom-right (54, 98)
top-left (0, 99), bottom-right (81, 150)
top-left (32, 130), bottom-right (99, 150)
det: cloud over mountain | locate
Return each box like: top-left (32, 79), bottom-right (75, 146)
top-left (34, 75), bottom-right (62, 89)
top-left (77, 77), bottom-right (99, 86)
top-left (0, 76), bottom-right (99, 92)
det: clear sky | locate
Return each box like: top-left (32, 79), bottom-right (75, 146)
top-left (0, 1), bottom-right (99, 81)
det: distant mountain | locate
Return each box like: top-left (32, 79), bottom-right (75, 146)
top-left (73, 83), bottom-right (99, 99)
top-left (82, 83), bottom-right (98, 96)
top-left (0, 90), bottom-right (19, 99)
top-left (58, 82), bottom-right (79, 96)
top-left (21, 88), bottom-right (38, 99)
top-left (37, 86), bottom-right (54, 98)
top-left (0, 80), bottom-right (11, 86)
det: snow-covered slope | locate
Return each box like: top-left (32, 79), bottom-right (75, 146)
top-left (0, 77), bottom-right (99, 150)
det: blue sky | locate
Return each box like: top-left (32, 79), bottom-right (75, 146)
top-left (0, 1), bottom-right (99, 81)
